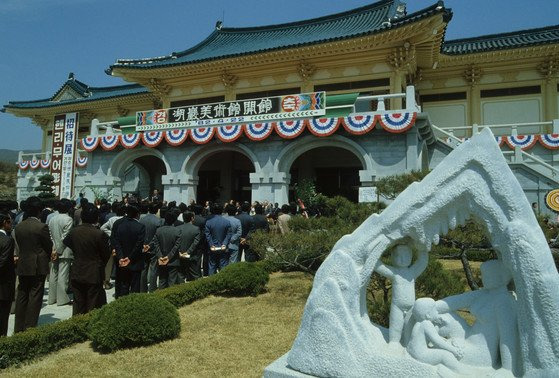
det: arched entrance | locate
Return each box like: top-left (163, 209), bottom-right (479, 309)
top-left (196, 151), bottom-right (255, 204)
top-left (289, 147), bottom-right (363, 202)
top-left (109, 148), bottom-right (169, 201)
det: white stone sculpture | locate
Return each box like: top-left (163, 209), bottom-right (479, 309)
top-left (264, 128), bottom-right (559, 377)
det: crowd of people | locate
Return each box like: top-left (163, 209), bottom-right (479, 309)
top-left (0, 191), bottom-right (304, 336)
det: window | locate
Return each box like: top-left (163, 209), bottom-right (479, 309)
top-left (480, 86), bottom-right (540, 98)
top-left (419, 92), bottom-right (467, 103)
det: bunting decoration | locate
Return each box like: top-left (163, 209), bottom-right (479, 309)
top-left (142, 131), bottom-right (164, 147)
top-left (275, 120), bottom-right (306, 139)
top-left (165, 129), bottom-right (189, 146)
top-left (342, 115), bottom-right (376, 135)
top-left (76, 156), bottom-right (88, 168)
top-left (245, 123), bottom-right (274, 141)
top-left (378, 112), bottom-right (417, 133)
top-left (505, 135), bottom-right (537, 150)
top-left (81, 136), bottom-right (99, 152)
top-left (217, 125), bottom-right (243, 143)
top-left (539, 134), bottom-right (559, 150)
top-left (120, 133), bottom-right (141, 149)
top-left (308, 118), bottom-right (340, 137)
top-left (100, 135), bottom-right (119, 151)
top-left (495, 136), bottom-right (504, 147)
top-left (40, 159), bottom-right (51, 169)
top-left (190, 127), bottom-right (215, 144)
top-left (29, 160), bottom-right (40, 170)
top-left (17, 161), bottom-right (29, 170)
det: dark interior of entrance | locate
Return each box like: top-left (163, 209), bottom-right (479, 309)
top-left (289, 147), bottom-right (362, 202)
top-left (121, 155), bottom-right (166, 200)
top-left (197, 151), bottom-right (254, 204)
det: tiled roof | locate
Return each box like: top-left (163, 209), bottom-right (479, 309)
top-left (2, 76), bottom-right (149, 111)
top-left (108, 0), bottom-right (449, 71)
top-left (442, 24), bottom-right (559, 55)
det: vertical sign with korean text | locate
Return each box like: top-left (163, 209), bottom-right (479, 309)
top-left (50, 113), bottom-right (78, 199)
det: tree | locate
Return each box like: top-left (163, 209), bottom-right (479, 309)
top-left (375, 170), bottom-right (429, 200)
top-left (35, 174), bottom-right (57, 200)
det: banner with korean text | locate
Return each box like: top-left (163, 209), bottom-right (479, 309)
top-left (135, 92), bottom-right (325, 131)
top-left (50, 113), bottom-right (79, 199)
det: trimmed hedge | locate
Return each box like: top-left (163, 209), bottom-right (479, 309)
top-left (0, 312), bottom-right (91, 368)
top-left (0, 262), bottom-right (270, 368)
top-left (88, 294), bottom-right (180, 353)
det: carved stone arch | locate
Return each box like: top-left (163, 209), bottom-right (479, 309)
top-left (108, 147), bottom-right (171, 178)
top-left (275, 134), bottom-right (374, 174)
top-left (182, 142), bottom-right (260, 177)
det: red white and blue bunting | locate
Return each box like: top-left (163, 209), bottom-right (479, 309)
top-left (245, 123), bottom-right (274, 141)
top-left (505, 135), bottom-right (537, 150)
top-left (120, 133), bottom-right (141, 149)
top-left (18, 161), bottom-right (29, 170)
top-left (275, 120), bottom-right (306, 139)
top-left (29, 160), bottom-right (40, 170)
top-left (142, 131), bottom-right (164, 147)
top-left (40, 159), bottom-right (50, 169)
top-left (81, 136), bottom-right (99, 152)
top-left (165, 129), bottom-right (189, 146)
top-left (308, 118), bottom-right (340, 137)
top-left (76, 156), bottom-right (88, 168)
top-left (495, 136), bottom-right (504, 147)
top-left (217, 125), bottom-right (243, 143)
top-left (342, 115), bottom-right (376, 135)
top-left (190, 127), bottom-right (215, 144)
top-left (538, 134), bottom-right (559, 150)
top-left (100, 135), bottom-right (119, 151)
top-left (378, 112), bottom-right (417, 133)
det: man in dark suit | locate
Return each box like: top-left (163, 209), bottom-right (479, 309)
top-left (111, 205), bottom-right (145, 297)
top-left (192, 205), bottom-right (209, 276)
top-left (152, 211), bottom-right (181, 288)
top-left (139, 202), bottom-right (162, 292)
top-left (248, 203), bottom-right (270, 262)
top-left (204, 203), bottom-right (232, 275)
top-left (13, 196), bottom-right (53, 333)
top-left (0, 213), bottom-right (15, 336)
top-left (176, 212), bottom-right (201, 281)
top-left (63, 204), bottom-right (111, 315)
top-left (236, 202), bottom-right (254, 263)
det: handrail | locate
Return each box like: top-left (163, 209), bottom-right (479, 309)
top-left (18, 149), bottom-right (87, 163)
top-left (437, 120), bottom-right (558, 137)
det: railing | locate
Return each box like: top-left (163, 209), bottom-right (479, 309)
top-left (355, 85), bottom-right (421, 113)
top-left (431, 124), bottom-right (559, 180)
top-left (435, 119), bottom-right (559, 139)
top-left (17, 149), bottom-right (87, 164)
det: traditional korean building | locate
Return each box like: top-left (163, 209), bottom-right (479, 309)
top-left (3, 0), bottom-right (559, 211)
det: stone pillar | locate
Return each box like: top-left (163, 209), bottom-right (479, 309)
top-left (390, 71), bottom-right (403, 109)
top-left (250, 171), bottom-right (290, 205)
top-left (162, 173), bottom-right (198, 204)
top-left (406, 130), bottom-right (419, 171)
top-left (544, 78), bottom-right (558, 122)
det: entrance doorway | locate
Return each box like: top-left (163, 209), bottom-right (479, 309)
top-left (289, 147), bottom-right (362, 202)
top-left (121, 155), bottom-right (166, 200)
top-left (196, 151), bottom-right (254, 204)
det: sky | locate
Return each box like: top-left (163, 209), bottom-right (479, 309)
top-left (0, 0), bottom-right (557, 150)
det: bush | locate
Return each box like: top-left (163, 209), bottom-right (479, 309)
top-left (88, 293), bottom-right (180, 353)
top-left (214, 262), bottom-right (270, 296)
top-left (0, 313), bottom-right (91, 368)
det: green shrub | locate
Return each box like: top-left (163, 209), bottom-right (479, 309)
top-left (215, 262), bottom-right (270, 296)
top-left (88, 294), bottom-right (180, 353)
top-left (0, 312), bottom-right (91, 368)
top-left (154, 275), bottom-right (219, 307)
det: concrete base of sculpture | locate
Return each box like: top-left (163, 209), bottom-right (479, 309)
top-left (264, 354), bottom-right (314, 377)
top-left (265, 129), bottom-right (559, 377)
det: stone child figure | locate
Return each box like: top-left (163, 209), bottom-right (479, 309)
top-left (407, 298), bottom-right (464, 372)
top-left (374, 244), bottom-right (428, 345)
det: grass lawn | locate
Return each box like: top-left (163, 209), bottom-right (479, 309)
top-left (3, 260), bottom-right (481, 377)
top-left (3, 272), bottom-right (313, 378)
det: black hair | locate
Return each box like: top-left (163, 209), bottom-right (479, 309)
top-left (240, 202), bottom-right (251, 213)
top-left (183, 211), bottom-right (194, 223)
top-left (59, 199), bottom-right (72, 214)
top-left (254, 204), bottom-right (264, 215)
top-left (225, 203), bottom-right (237, 216)
top-left (115, 203), bottom-right (126, 217)
top-left (211, 203), bottom-right (223, 215)
top-left (80, 198), bottom-right (89, 207)
top-left (193, 205), bottom-right (203, 215)
top-left (81, 203), bottom-right (100, 224)
top-left (178, 202), bottom-right (187, 212)
top-left (164, 210), bottom-right (178, 225)
top-left (148, 202), bottom-right (159, 214)
top-left (0, 213), bottom-right (11, 228)
top-left (26, 196), bottom-right (44, 218)
top-left (281, 204), bottom-right (290, 214)
top-left (126, 205), bottom-right (140, 219)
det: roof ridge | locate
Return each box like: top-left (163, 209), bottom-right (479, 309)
top-left (444, 23), bottom-right (559, 44)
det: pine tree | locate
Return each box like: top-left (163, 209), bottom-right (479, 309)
top-left (35, 174), bottom-right (57, 200)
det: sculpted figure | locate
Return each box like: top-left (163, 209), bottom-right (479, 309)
top-left (407, 298), bottom-right (464, 372)
top-left (374, 244), bottom-right (428, 345)
top-left (435, 259), bottom-right (520, 374)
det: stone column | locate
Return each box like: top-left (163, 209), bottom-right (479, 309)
top-left (162, 172), bottom-right (198, 204)
top-left (250, 171), bottom-right (290, 205)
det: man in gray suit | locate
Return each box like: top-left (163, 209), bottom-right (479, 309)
top-left (152, 211), bottom-right (181, 288)
top-left (224, 204), bottom-right (242, 265)
top-left (48, 199), bottom-right (74, 306)
top-left (139, 203), bottom-right (162, 292)
top-left (13, 197), bottom-right (53, 332)
top-left (176, 212), bottom-right (201, 281)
